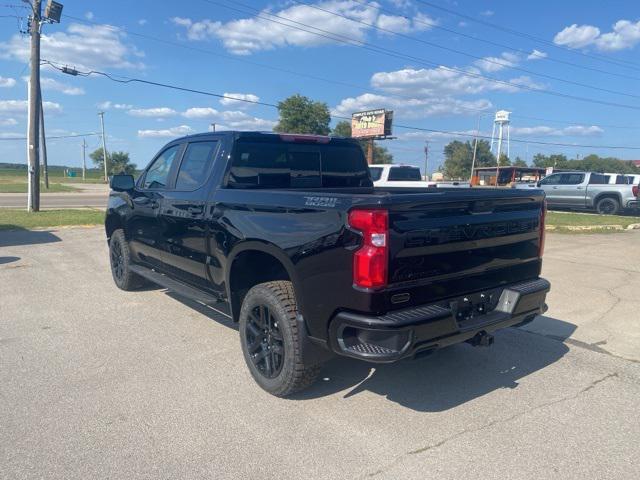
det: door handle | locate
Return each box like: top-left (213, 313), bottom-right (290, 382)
top-left (552, 186), bottom-right (559, 189)
top-left (576, 186), bottom-right (583, 190)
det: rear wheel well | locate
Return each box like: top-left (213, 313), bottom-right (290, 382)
top-left (229, 250), bottom-right (291, 322)
top-left (594, 193), bottom-right (621, 205)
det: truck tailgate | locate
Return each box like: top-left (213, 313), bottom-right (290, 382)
top-left (384, 190), bottom-right (544, 305)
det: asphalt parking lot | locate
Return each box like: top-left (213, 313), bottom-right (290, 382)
top-left (1, 227), bottom-right (639, 479)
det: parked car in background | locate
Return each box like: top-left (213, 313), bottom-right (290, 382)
top-left (538, 171), bottom-right (639, 214)
top-left (604, 173), bottom-right (640, 185)
top-left (370, 165), bottom-right (470, 188)
top-left (370, 164), bottom-right (435, 188)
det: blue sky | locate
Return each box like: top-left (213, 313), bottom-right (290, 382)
top-left (1, 0), bottom-right (640, 173)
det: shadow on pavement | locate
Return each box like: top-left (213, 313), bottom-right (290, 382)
top-left (0, 227), bottom-right (61, 247)
top-left (296, 315), bottom-right (575, 412)
top-left (165, 291), bottom-right (238, 331)
top-left (0, 256), bottom-right (20, 265)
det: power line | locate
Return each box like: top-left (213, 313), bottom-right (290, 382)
top-left (60, 13), bottom-right (640, 130)
top-left (41, 60), bottom-right (640, 151)
top-left (413, 0), bottom-right (640, 71)
top-left (291, 0), bottom-right (640, 100)
top-left (199, 0), bottom-right (640, 112)
top-left (0, 132), bottom-right (100, 141)
top-left (346, 0), bottom-right (640, 83)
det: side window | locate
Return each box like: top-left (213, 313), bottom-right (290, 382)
top-left (560, 173), bottom-right (584, 185)
top-left (616, 175), bottom-right (630, 185)
top-left (388, 167), bottom-right (422, 181)
top-left (175, 141), bottom-right (218, 190)
top-left (369, 167), bottom-right (383, 181)
top-left (540, 174), bottom-right (561, 185)
top-left (143, 145), bottom-right (181, 189)
top-left (589, 174), bottom-right (607, 185)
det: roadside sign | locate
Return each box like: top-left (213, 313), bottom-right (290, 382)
top-left (351, 109), bottom-right (393, 138)
top-left (546, 167), bottom-right (554, 176)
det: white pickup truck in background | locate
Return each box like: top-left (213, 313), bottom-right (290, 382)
top-left (370, 165), bottom-right (470, 188)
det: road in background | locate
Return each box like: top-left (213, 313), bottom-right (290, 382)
top-left (1, 228), bottom-right (639, 479)
top-left (0, 183), bottom-right (109, 209)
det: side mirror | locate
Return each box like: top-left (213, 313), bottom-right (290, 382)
top-left (110, 174), bottom-right (135, 192)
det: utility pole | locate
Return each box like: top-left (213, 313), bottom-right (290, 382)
top-left (210, 123), bottom-right (216, 132)
top-left (423, 142), bottom-right (429, 180)
top-left (27, 0), bottom-right (42, 211)
top-left (98, 111), bottom-right (108, 182)
top-left (366, 139), bottom-right (374, 165)
top-left (470, 114), bottom-right (482, 184)
top-left (39, 94), bottom-right (49, 189)
top-left (82, 139), bottom-right (86, 181)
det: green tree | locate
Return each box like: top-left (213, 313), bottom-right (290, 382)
top-left (443, 139), bottom-right (495, 179)
top-left (513, 156), bottom-right (528, 167)
top-left (332, 120), bottom-right (352, 137)
top-left (331, 120), bottom-right (393, 164)
top-left (498, 153), bottom-right (511, 166)
top-left (274, 94), bottom-right (331, 135)
top-left (90, 148), bottom-right (137, 175)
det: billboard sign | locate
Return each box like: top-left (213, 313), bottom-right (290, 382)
top-left (351, 109), bottom-right (393, 138)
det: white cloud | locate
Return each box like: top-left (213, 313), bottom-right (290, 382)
top-left (85, 11), bottom-right (94, 20)
top-left (553, 24), bottom-right (601, 49)
top-left (474, 52), bottom-right (520, 72)
top-left (138, 125), bottom-right (193, 138)
top-left (97, 101), bottom-right (133, 110)
top-left (22, 76), bottom-right (84, 95)
top-left (219, 92), bottom-right (260, 108)
top-left (182, 107), bottom-right (275, 130)
top-left (332, 92), bottom-right (492, 118)
top-left (171, 1), bottom-right (435, 55)
top-left (0, 118), bottom-right (18, 126)
top-left (138, 19), bottom-right (147, 26)
top-left (128, 107), bottom-right (177, 118)
top-left (0, 23), bottom-right (144, 71)
top-left (527, 49), bottom-right (547, 60)
top-left (554, 20), bottom-right (640, 51)
top-left (0, 76), bottom-right (16, 88)
top-left (480, 10), bottom-right (494, 17)
top-left (595, 20), bottom-right (640, 51)
top-left (511, 125), bottom-right (604, 137)
top-left (376, 12), bottom-right (436, 34)
top-left (183, 107), bottom-right (218, 119)
top-left (0, 99), bottom-right (62, 115)
top-left (371, 65), bottom-right (542, 97)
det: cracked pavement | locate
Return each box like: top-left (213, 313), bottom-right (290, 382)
top-left (1, 227), bottom-right (639, 479)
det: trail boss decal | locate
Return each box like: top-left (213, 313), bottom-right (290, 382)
top-left (304, 196), bottom-right (339, 208)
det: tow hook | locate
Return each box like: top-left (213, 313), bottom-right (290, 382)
top-left (467, 331), bottom-right (494, 347)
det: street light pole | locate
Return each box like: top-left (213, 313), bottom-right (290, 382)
top-left (470, 114), bottom-right (483, 184)
top-left (98, 111), bottom-right (108, 182)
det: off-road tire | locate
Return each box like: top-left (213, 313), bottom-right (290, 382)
top-left (109, 229), bottom-right (146, 291)
top-left (239, 281), bottom-right (321, 397)
top-left (596, 197), bottom-right (620, 215)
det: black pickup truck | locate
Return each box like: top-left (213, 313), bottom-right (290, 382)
top-left (106, 131), bottom-right (550, 396)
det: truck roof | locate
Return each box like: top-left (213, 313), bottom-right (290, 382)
top-left (170, 130), bottom-right (360, 146)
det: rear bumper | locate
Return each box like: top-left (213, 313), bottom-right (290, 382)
top-left (329, 278), bottom-right (550, 362)
top-left (626, 200), bottom-right (639, 209)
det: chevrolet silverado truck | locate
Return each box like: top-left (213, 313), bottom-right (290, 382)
top-left (106, 131), bottom-right (550, 396)
top-left (538, 171), bottom-right (639, 215)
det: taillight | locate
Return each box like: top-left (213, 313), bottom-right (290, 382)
top-left (539, 200), bottom-right (547, 257)
top-left (633, 185), bottom-right (639, 197)
top-left (348, 209), bottom-right (388, 289)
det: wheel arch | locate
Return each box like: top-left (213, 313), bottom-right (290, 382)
top-left (226, 241), bottom-right (302, 322)
top-left (593, 192), bottom-right (622, 207)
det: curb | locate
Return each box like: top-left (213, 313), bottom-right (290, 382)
top-left (546, 223), bottom-right (640, 232)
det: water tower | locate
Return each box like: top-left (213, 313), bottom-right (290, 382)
top-left (490, 110), bottom-right (511, 161)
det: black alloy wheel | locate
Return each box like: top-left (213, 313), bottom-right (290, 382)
top-left (245, 304), bottom-right (285, 379)
top-left (110, 239), bottom-right (125, 282)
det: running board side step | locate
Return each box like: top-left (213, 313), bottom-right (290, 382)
top-left (129, 264), bottom-right (223, 306)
